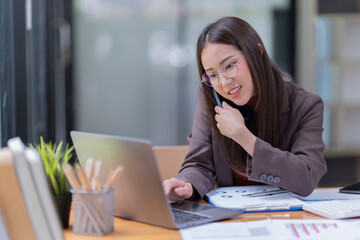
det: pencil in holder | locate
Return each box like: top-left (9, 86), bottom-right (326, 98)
top-left (70, 186), bottom-right (115, 235)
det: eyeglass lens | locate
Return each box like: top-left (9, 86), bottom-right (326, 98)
top-left (202, 55), bottom-right (245, 87)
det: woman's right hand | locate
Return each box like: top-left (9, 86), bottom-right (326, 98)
top-left (163, 178), bottom-right (193, 202)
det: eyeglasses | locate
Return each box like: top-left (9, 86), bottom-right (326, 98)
top-left (201, 55), bottom-right (246, 87)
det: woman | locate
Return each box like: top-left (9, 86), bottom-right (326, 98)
top-left (163, 16), bottom-right (327, 201)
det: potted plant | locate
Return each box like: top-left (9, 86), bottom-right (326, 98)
top-left (30, 136), bottom-right (75, 229)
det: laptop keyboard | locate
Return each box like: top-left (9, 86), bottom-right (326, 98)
top-left (172, 209), bottom-right (210, 224)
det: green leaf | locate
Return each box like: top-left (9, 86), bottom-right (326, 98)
top-left (30, 137), bottom-right (74, 196)
top-left (49, 172), bottom-right (60, 196)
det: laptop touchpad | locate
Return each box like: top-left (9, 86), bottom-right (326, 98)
top-left (171, 201), bottom-right (217, 212)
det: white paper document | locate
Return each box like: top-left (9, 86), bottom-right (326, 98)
top-left (180, 219), bottom-right (360, 240)
top-left (181, 220), bottom-right (274, 240)
top-left (205, 186), bottom-right (303, 212)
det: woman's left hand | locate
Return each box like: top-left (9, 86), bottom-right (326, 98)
top-left (214, 101), bottom-right (246, 140)
top-left (214, 101), bottom-right (256, 156)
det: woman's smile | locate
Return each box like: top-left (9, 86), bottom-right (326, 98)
top-left (227, 86), bottom-right (242, 98)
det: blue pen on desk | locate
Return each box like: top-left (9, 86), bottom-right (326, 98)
top-left (243, 189), bottom-right (288, 197)
top-left (212, 88), bottom-right (222, 107)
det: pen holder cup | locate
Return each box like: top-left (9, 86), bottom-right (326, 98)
top-left (70, 187), bottom-right (115, 236)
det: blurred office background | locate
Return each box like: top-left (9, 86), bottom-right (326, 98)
top-left (1, 0), bottom-right (360, 187)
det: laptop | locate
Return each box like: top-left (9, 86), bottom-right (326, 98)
top-left (70, 131), bottom-right (240, 229)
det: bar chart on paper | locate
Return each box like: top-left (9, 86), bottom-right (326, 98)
top-left (284, 222), bottom-right (338, 238)
top-left (273, 219), bottom-right (360, 240)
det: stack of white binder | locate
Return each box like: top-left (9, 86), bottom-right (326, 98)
top-left (0, 137), bottom-right (63, 240)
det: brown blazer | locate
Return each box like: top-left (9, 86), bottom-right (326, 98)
top-left (177, 81), bottom-right (327, 198)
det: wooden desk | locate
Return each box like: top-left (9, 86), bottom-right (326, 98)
top-left (64, 208), bottom-right (324, 239)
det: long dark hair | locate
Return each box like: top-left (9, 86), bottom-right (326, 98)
top-left (196, 16), bottom-right (286, 173)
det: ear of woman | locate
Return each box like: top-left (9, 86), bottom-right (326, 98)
top-left (257, 43), bottom-right (264, 55)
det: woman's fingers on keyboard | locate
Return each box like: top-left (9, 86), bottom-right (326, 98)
top-left (163, 178), bottom-right (192, 201)
top-left (174, 183), bottom-right (193, 199)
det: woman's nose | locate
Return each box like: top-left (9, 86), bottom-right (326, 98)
top-left (219, 73), bottom-right (232, 87)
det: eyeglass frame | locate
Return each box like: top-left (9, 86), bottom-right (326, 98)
top-left (201, 54), bottom-right (246, 87)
